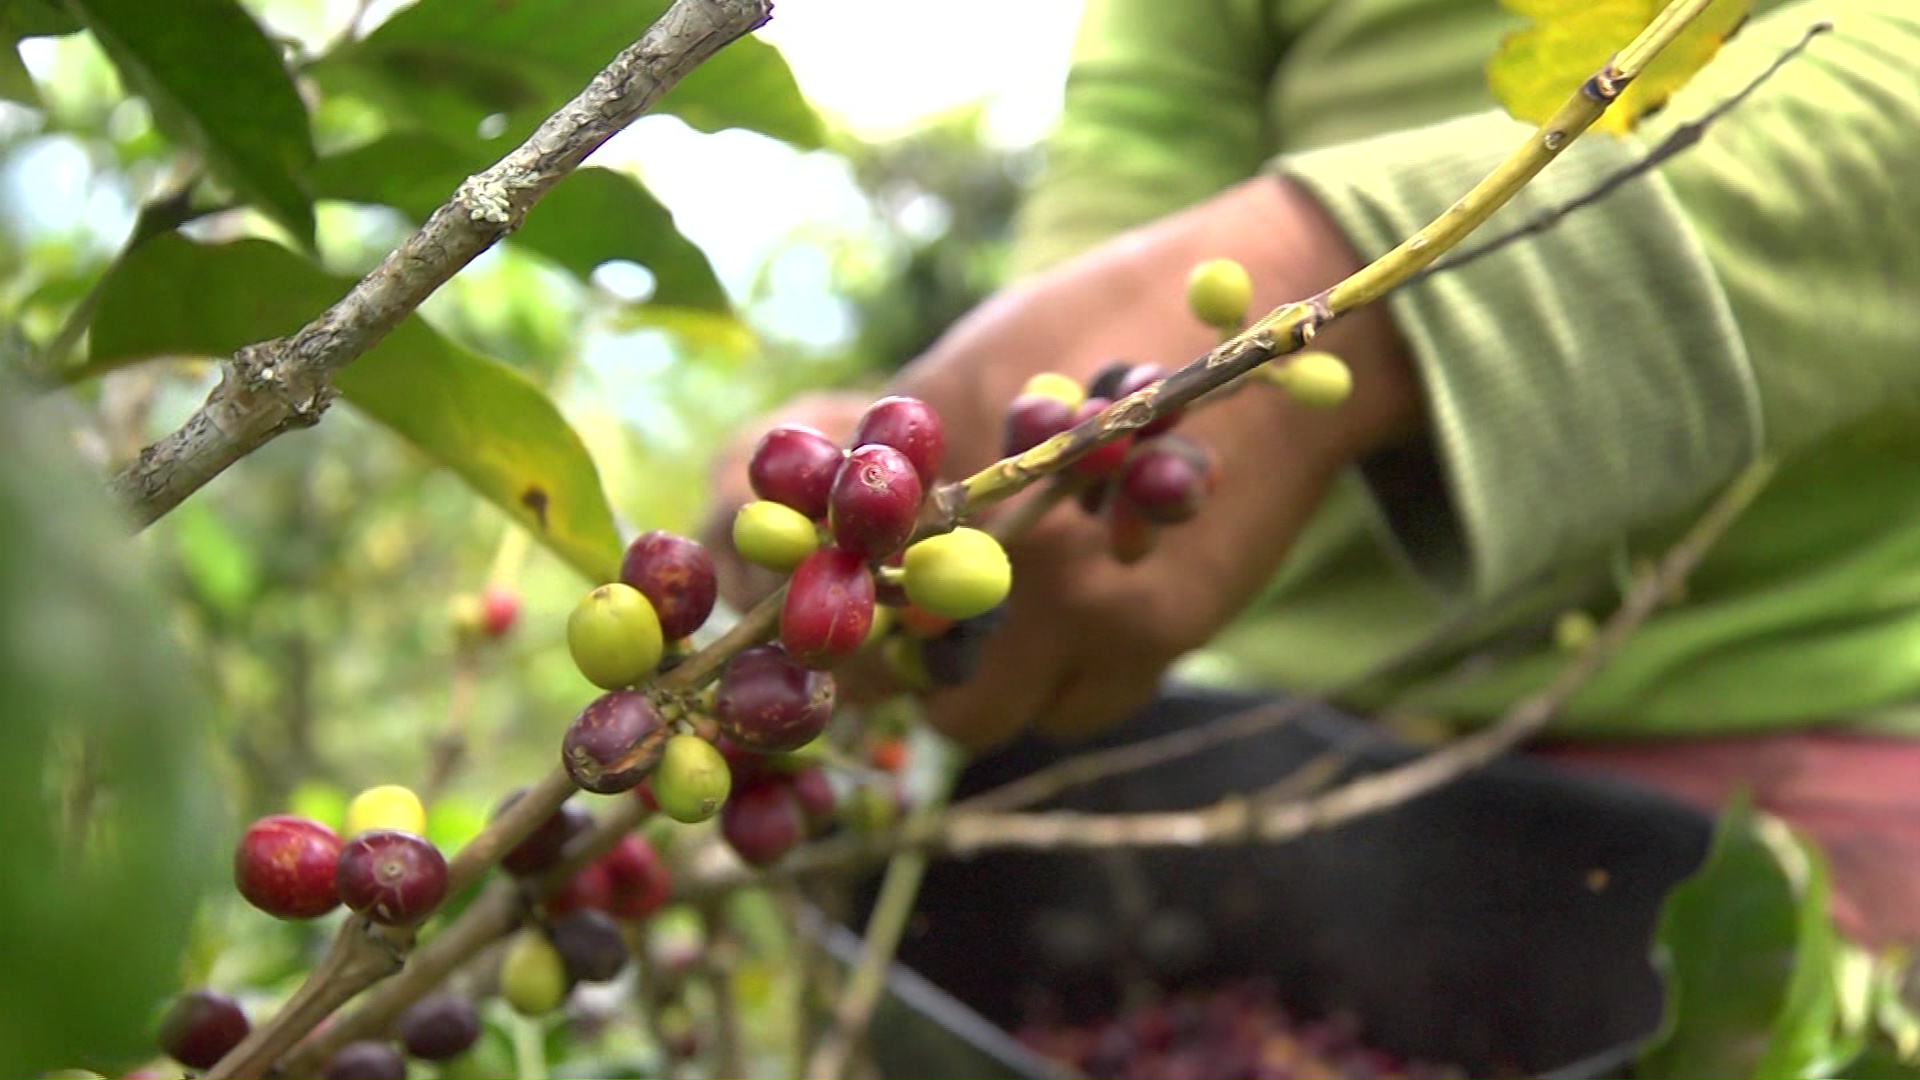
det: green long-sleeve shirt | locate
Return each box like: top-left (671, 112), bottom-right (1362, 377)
top-left (1010, 0), bottom-right (1920, 739)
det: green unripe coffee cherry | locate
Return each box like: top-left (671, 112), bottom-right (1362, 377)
top-left (1185, 257), bottom-right (1254, 330)
top-left (567, 583), bottom-right (665, 690)
top-left (1554, 610), bottom-right (1599, 652)
top-left (733, 500), bottom-right (820, 572)
top-left (902, 528), bottom-right (1012, 621)
top-left (652, 734), bottom-right (732, 824)
top-left (1275, 350), bottom-right (1352, 410)
top-left (880, 635), bottom-right (932, 692)
top-left (844, 783), bottom-right (899, 836)
top-left (862, 603), bottom-right (895, 652)
top-left (1020, 372), bottom-right (1086, 410)
top-left (500, 930), bottom-right (569, 1017)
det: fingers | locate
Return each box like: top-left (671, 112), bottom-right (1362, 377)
top-left (919, 624), bottom-right (1064, 754)
top-left (917, 505), bottom-right (1107, 752)
top-left (1028, 660), bottom-right (1164, 744)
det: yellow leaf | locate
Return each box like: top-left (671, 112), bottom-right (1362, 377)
top-left (1487, 0), bottom-right (1751, 135)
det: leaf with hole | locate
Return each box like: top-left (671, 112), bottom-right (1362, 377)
top-left (62, 0), bottom-right (316, 243)
top-left (81, 234), bottom-right (622, 582)
top-left (1486, 0), bottom-right (1751, 135)
top-left (311, 133), bottom-right (728, 311)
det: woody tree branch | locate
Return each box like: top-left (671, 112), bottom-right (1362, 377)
top-left (105, 0), bottom-right (775, 528)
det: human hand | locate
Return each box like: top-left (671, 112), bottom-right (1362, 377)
top-left (703, 177), bottom-right (1420, 752)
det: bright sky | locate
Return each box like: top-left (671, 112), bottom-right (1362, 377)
top-left (756, 0), bottom-right (1085, 146)
top-left (591, 0), bottom-right (1086, 344)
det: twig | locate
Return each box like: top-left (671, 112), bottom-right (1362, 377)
top-left (510, 1013), bottom-right (551, 1080)
top-left (632, 940), bottom-right (685, 1073)
top-left (204, 917), bottom-right (410, 1078)
top-left (699, 901), bottom-right (745, 1079)
top-left (1410, 21), bottom-right (1833, 284)
top-left (936, 459), bottom-right (1777, 855)
top-left (954, 698), bottom-right (1310, 813)
top-left (107, 0), bottom-right (775, 530)
top-left (422, 648), bottom-right (481, 804)
top-left (805, 844), bottom-right (931, 1079)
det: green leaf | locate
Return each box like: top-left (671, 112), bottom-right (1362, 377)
top-left (2, 0), bottom-right (82, 39)
top-left (83, 234), bottom-right (622, 582)
top-left (62, 0), bottom-right (316, 243)
top-left (1755, 823), bottom-right (1847, 1078)
top-left (0, 369), bottom-right (224, 1076)
top-left (312, 0), bottom-right (820, 151)
top-left (0, 43), bottom-right (36, 106)
top-left (168, 497), bottom-right (262, 616)
top-left (1487, 0), bottom-right (1751, 135)
top-left (1842, 1045), bottom-right (1920, 1080)
top-left (1641, 795), bottom-right (1852, 1078)
top-left (311, 133), bottom-right (729, 311)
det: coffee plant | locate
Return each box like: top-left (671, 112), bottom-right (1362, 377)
top-left (0, 0), bottom-right (1908, 1078)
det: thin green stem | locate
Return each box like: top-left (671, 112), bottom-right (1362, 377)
top-left (511, 1013), bottom-right (550, 1080)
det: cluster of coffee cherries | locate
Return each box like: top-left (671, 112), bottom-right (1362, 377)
top-left (154, 785), bottom-right (456, 1075)
top-left (157, 780), bottom-right (679, 1077)
top-left (1003, 361), bottom-right (1222, 569)
top-left (556, 395), bottom-right (1002, 868)
top-left (1017, 978), bottom-right (1464, 1080)
top-left (475, 789), bottom-right (675, 1029)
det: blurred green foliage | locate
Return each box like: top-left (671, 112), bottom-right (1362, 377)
top-left (0, 0), bottom-right (1016, 1072)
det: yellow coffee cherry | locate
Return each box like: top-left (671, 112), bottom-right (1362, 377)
top-left (1185, 257), bottom-right (1254, 330)
top-left (1273, 350), bottom-right (1352, 410)
top-left (1019, 372), bottom-right (1086, 410)
top-left (902, 528), bottom-right (1011, 621)
top-left (343, 784), bottom-right (426, 839)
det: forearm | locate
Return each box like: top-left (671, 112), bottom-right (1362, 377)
top-left (896, 176), bottom-right (1423, 491)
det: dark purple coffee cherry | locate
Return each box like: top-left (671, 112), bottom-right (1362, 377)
top-left (396, 992), bottom-right (481, 1062)
top-left (156, 989), bottom-right (249, 1071)
top-left (715, 644), bottom-right (835, 753)
top-left (324, 1040), bottom-right (408, 1079)
top-left (561, 689), bottom-right (663, 794)
top-left (549, 909), bottom-right (630, 984)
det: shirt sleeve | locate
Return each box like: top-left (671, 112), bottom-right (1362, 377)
top-left (1269, 0), bottom-right (1920, 601)
top-left (1006, 0), bottom-right (1283, 277)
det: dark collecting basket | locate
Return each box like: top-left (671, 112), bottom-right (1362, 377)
top-left (847, 685), bottom-right (1716, 1080)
